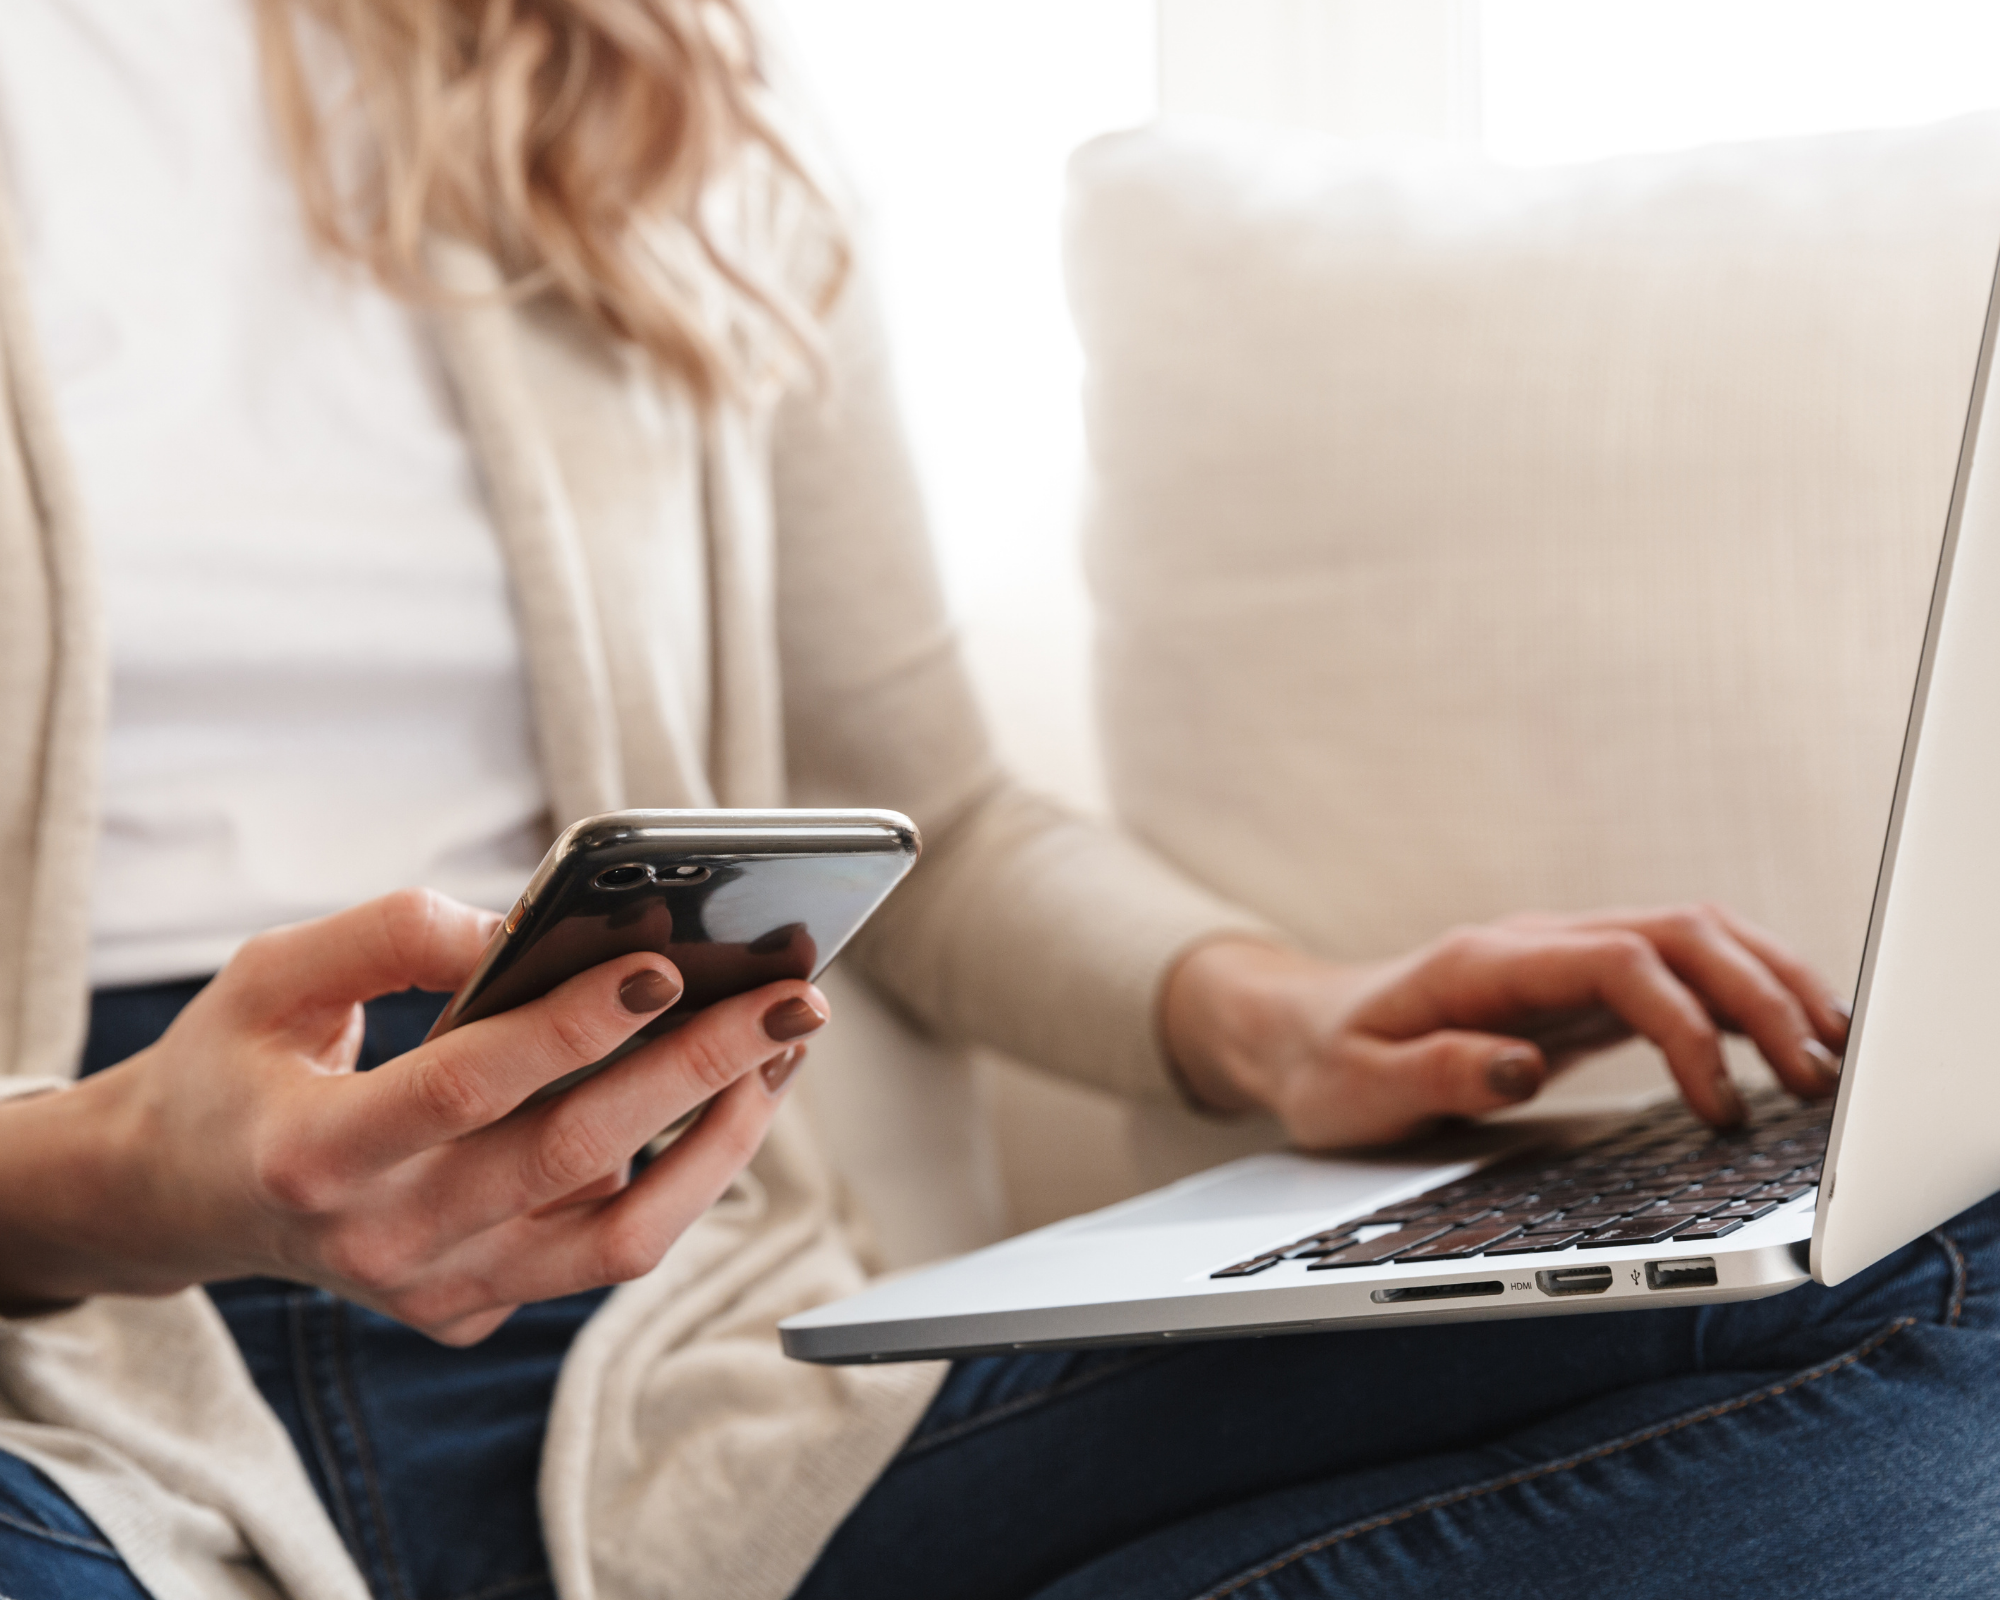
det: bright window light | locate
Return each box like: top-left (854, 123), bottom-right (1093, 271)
top-left (768, 2), bottom-right (1155, 611)
top-left (1481, 0), bottom-right (2000, 166)
top-left (768, 2), bottom-right (1154, 806)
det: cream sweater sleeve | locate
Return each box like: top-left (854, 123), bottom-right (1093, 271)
top-left (770, 275), bottom-right (1272, 1102)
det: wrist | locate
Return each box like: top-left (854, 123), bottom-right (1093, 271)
top-left (1160, 937), bottom-right (1366, 1116)
top-left (0, 1072), bottom-right (188, 1310)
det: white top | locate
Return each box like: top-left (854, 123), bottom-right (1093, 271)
top-left (0, 0), bottom-right (551, 986)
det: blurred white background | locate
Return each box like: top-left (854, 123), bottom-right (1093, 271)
top-left (769, 1), bottom-right (2000, 808)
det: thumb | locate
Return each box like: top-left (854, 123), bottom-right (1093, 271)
top-left (1361, 1030), bottom-right (1549, 1121)
top-left (225, 888), bottom-right (502, 1029)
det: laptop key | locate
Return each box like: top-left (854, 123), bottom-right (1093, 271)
top-left (1426, 1205), bottom-right (1504, 1227)
top-left (1392, 1222), bottom-right (1526, 1261)
top-left (1704, 1198), bottom-right (1781, 1222)
top-left (1283, 1237), bottom-right (1358, 1260)
top-left (1340, 1204), bottom-right (1445, 1229)
top-left (1471, 1191), bottom-right (1543, 1212)
top-left (1671, 1217), bottom-right (1746, 1241)
top-left (1485, 1231), bottom-right (1589, 1254)
top-left (1577, 1217), bottom-right (1686, 1246)
top-left (1210, 1255), bottom-right (1283, 1278)
top-left (1678, 1179), bottom-right (1768, 1202)
top-left (1307, 1223), bottom-right (1457, 1268)
top-left (1529, 1187), bottom-right (1598, 1209)
top-left (1671, 1182), bottom-right (1747, 1205)
top-left (1561, 1198), bottom-right (1642, 1221)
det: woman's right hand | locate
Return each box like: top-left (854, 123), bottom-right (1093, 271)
top-left (1165, 903), bottom-right (1848, 1148)
top-left (0, 889), bottom-right (824, 1344)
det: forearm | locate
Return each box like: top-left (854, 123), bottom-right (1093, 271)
top-left (848, 786), bottom-right (1279, 1101)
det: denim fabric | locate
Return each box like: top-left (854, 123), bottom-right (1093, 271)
top-left (0, 1452), bottom-right (151, 1599)
top-left (4, 977), bottom-right (1994, 1600)
top-left (200, 1278), bottom-right (604, 1600)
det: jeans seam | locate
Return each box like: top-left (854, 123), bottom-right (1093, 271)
top-left (291, 1291), bottom-right (367, 1561)
top-left (0, 1506), bottom-right (119, 1559)
top-left (330, 1302), bottom-right (416, 1600)
top-left (443, 1576), bottom-right (551, 1600)
top-left (1933, 1227), bottom-right (1968, 1327)
top-left (900, 1350), bottom-right (1178, 1460)
top-left (1192, 1313), bottom-right (1920, 1600)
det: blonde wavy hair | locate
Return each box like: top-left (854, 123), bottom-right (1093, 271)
top-left (252, 0), bottom-right (847, 404)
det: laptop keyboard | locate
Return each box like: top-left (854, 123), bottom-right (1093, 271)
top-left (1211, 1091), bottom-right (1830, 1278)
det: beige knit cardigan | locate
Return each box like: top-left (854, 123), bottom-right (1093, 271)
top-left (0, 159), bottom-right (1258, 1596)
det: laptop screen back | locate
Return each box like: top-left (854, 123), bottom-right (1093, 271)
top-left (1817, 241), bottom-right (2000, 1285)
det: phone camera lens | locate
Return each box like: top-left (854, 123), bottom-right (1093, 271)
top-left (593, 864), bottom-right (650, 890)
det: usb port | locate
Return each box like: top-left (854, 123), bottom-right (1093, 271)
top-left (1645, 1257), bottom-right (1719, 1291)
top-left (1536, 1265), bottom-right (1614, 1296)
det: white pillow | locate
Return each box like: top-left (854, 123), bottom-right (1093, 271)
top-left (1069, 115), bottom-right (2000, 992)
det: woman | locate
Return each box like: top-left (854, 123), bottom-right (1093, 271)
top-left (0, 3), bottom-right (1990, 1598)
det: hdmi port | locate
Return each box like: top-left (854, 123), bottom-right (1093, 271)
top-left (1536, 1265), bottom-right (1615, 1297)
top-left (1370, 1280), bottom-right (1504, 1304)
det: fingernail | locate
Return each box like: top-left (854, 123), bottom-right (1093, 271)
top-left (1713, 1074), bottom-right (1747, 1125)
top-left (1486, 1048), bottom-right (1542, 1103)
top-left (1831, 995), bottom-right (1853, 1022)
top-left (763, 996), bottom-right (826, 1042)
top-left (761, 1045), bottom-right (806, 1094)
top-left (618, 968), bottom-right (683, 1015)
top-left (1802, 1038), bottom-right (1843, 1085)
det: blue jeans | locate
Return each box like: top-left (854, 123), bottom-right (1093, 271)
top-left (3, 980), bottom-right (1996, 1599)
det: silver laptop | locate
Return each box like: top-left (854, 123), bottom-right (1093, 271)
top-left (779, 244), bottom-right (2000, 1367)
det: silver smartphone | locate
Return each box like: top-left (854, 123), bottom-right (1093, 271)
top-left (426, 809), bottom-right (920, 1088)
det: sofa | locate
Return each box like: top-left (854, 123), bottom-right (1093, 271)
top-left (796, 111), bottom-right (2000, 1271)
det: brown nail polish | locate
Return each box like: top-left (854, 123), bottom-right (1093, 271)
top-left (618, 968), bottom-right (683, 1015)
top-left (1802, 1038), bottom-right (1843, 1085)
top-left (1713, 1075), bottom-right (1747, 1126)
top-left (763, 997), bottom-right (826, 1042)
top-left (1486, 1049), bottom-right (1542, 1103)
top-left (761, 1045), bottom-right (806, 1094)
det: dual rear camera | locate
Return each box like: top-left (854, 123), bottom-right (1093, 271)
top-left (592, 862), bottom-right (712, 890)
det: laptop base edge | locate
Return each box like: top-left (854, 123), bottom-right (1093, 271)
top-left (781, 1237), bottom-right (1812, 1366)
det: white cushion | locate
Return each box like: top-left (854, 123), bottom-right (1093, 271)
top-left (1069, 115), bottom-right (2000, 1004)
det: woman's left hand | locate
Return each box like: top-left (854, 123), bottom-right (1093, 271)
top-left (1161, 904), bottom-right (1850, 1148)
